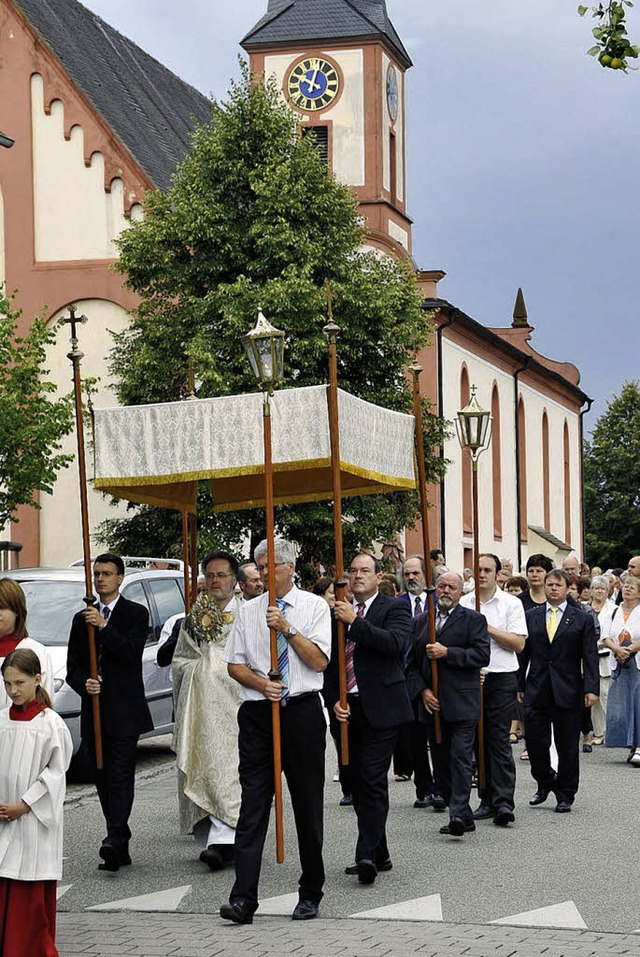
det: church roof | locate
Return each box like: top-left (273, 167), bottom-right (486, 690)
top-left (12, 0), bottom-right (212, 190)
top-left (242, 0), bottom-right (412, 69)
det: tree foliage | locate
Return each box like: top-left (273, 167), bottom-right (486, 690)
top-left (580, 1), bottom-right (640, 70)
top-left (0, 292), bottom-right (74, 529)
top-left (583, 380), bottom-right (640, 567)
top-left (106, 68), bottom-right (444, 576)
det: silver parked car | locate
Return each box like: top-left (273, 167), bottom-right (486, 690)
top-left (1, 566), bottom-right (185, 753)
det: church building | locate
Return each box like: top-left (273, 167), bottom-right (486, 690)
top-left (0, 0), bottom-right (590, 572)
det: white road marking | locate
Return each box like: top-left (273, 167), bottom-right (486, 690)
top-left (57, 884), bottom-right (72, 900)
top-left (351, 895), bottom-right (443, 921)
top-left (86, 885), bottom-right (192, 912)
top-left (257, 892), bottom-right (299, 915)
top-left (491, 901), bottom-right (587, 929)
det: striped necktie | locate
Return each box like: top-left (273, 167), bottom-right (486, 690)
top-left (414, 596), bottom-right (422, 617)
top-left (345, 602), bottom-right (365, 692)
top-left (276, 598), bottom-right (289, 699)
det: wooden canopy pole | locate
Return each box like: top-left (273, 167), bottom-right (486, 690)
top-left (61, 306), bottom-right (103, 769)
top-left (262, 394), bottom-right (285, 863)
top-left (323, 289), bottom-right (349, 765)
top-left (189, 513), bottom-right (198, 604)
top-left (409, 365), bottom-right (442, 744)
top-left (181, 511), bottom-right (191, 614)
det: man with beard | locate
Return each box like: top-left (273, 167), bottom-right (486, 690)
top-left (171, 552), bottom-right (243, 870)
top-left (406, 571), bottom-right (490, 837)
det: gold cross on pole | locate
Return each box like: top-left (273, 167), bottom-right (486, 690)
top-left (60, 305), bottom-right (88, 360)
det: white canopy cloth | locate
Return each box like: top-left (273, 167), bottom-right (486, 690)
top-left (92, 385), bottom-right (416, 512)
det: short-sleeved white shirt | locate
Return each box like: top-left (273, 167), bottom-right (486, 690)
top-left (460, 588), bottom-right (527, 672)
top-left (223, 585), bottom-right (331, 701)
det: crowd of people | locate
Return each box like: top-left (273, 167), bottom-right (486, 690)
top-left (0, 547), bottom-right (639, 951)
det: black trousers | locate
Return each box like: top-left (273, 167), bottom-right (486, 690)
top-left (524, 704), bottom-right (582, 804)
top-left (91, 734), bottom-right (139, 845)
top-left (346, 694), bottom-right (399, 864)
top-left (393, 700), bottom-right (436, 799)
top-left (431, 719), bottom-right (476, 822)
top-left (478, 672), bottom-right (518, 811)
top-left (231, 694), bottom-right (326, 910)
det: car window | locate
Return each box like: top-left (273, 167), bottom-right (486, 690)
top-left (121, 580), bottom-right (156, 644)
top-left (17, 580), bottom-right (86, 646)
top-left (147, 578), bottom-right (185, 629)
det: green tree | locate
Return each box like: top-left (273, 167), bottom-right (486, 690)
top-left (0, 292), bottom-right (74, 529)
top-left (104, 68), bottom-right (444, 574)
top-left (583, 380), bottom-right (640, 568)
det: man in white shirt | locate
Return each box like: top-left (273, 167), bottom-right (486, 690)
top-left (460, 553), bottom-right (527, 826)
top-left (220, 538), bottom-right (331, 925)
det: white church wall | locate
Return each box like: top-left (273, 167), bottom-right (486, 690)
top-left (40, 299), bottom-right (130, 566)
top-left (31, 74), bottom-right (130, 262)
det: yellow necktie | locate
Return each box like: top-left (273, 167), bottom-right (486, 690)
top-left (547, 607), bottom-right (558, 642)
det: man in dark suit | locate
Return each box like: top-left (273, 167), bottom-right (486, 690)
top-left (520, 568), bottom-right (599, 813)
top-left (326, 552), bottom-right (411, 885)
top-left (66, 552), bottom-right (152, 871)
top-left (406, 571), bottom-right (490, 837)
top-left (394, 555), bottom-right (438, 807)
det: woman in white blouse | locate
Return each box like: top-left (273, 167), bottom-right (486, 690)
top-left (603, 576), bottom-right (640, 764)
top-left (589, 575), bottom-right (617, 744)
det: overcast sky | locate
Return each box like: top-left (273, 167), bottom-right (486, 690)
top-left (81, 0), bottom-right (640, 424)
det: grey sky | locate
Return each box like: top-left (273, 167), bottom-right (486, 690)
top-left (80, 0), bottom-right (640, 423)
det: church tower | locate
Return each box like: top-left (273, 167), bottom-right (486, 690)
top-left (242, 0), bottom-right (413, 257)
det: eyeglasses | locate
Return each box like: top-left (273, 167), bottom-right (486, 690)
top-left (206, 572), bottom-right (233, 581)
top-left (256, 562), bottom-right (288, 574)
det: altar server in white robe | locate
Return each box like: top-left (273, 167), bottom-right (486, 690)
top-left (0, 578), bottom-right (54, 708)
top-left (0, 648), bottom-right (73, 957)
top-left (172, 551), bottom-right (243, 871)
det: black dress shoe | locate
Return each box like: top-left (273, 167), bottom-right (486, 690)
top-left (493, 806), bottom-right (515, 827)
top-left (292, 899), bottom-right (319, 920)
top-left (357, 859), bottom-right (377, 884)
top-left (200, 845), bottom-right (225, 871)
top-left (582, 744), bottom-right (593, 753)
top-left (219, 901), bottom-right (254, 924)
top-left (430, 794), bottom-right (447, 812)
top-left (529, 782), bottom-right (555, 806)
top-left (98, 843), bottom-right (120, 872)
top-left (339, 794), bottom-right (353, 806)
top-left (414, 796), bottom-right (430, 808)
top-left (555, 800), bottom-right (572, 813)
top-left (472, 802), bottom-right (493, 820)
top-left (440, 817), bottom-right (475, 836)
top-left (345, 857), bottom-right (391, 875)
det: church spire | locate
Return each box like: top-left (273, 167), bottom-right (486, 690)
top-left (512, 287), bottom-right (530, 328)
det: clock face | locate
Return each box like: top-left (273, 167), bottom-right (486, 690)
top-left (386, 65), bottom-right (399, 121)
top-left (287, 57), bottom-right (340, 112)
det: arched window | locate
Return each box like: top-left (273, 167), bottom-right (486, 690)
top-left (518, 397), bottom-right (528, 542)
top-left (491, 383), bottom-right (502, 539)
top-left (563, 420), bottom-right (571, 545)
top-left (542, 411), bottom-right (550, 531)
top-left (460, 366), bottom-right (472, 535)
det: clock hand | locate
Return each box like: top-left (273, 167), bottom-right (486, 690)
top-left (305, 68), bottom-right (320, 92)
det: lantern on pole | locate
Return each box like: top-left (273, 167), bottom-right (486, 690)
top-left (243, 306), bottom-right (286, 863)
top-left (243, 308), bottom-right (285, 395)
top-left (456, 384), bottom-right (492, 790)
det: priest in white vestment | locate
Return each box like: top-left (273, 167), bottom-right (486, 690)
top-left (172, 551), bottom-right (243, 871)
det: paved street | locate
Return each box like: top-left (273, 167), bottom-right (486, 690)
top-left (57, 735), bottom-right (639, 955)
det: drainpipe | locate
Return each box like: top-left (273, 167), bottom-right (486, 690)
top-left (513, 358), bottom-right (529, 573)
top-left (579, 397), bottom-right (593, 561)
top-left (436, 309), bottom-right (455, 557)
